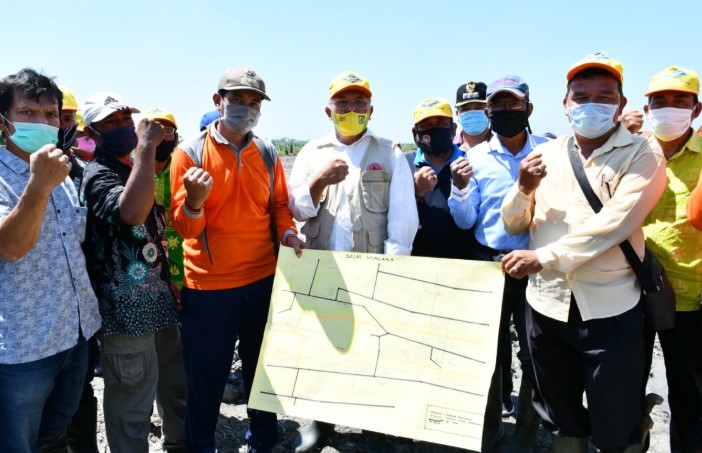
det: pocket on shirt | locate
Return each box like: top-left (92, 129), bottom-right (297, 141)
top-left (360, 171), bottom-right (391, 213)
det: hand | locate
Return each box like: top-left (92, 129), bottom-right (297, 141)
top-left (517, 152), bottom-right (547, 195)
top-left (28, 145), bottom-right (71, 193)
top-left (136, 118), bottom-right (165, 153)
top-left (316, 159), bottom-right (349, 186)
top-left (183, 167), bottom-right (213, 210)
top-left (501, 250), bottom-right (542, 280)
top-left (284, 234), bottom-right (306, 257)
top-left (414, 166), bottom-right (437, 198)
top-left (620, 110), bottom-right (644, 134)
top-left (450, 157), bottom-right (473, 190)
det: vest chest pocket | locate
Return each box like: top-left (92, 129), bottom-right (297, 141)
top-left (360, 170), bottom-right (391, 213)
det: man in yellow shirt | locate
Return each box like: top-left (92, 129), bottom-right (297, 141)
top-left (641, 66), bottom-right (702, 453)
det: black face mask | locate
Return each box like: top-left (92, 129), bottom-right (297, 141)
top-left (57, 124), bottom-right (78, 150)
top-left (489, 110), bottom-right (530, 138)
top-left (95, 126), bottom-right (138, 158)
top-left (414, 126), bottom-right (454, 155)
top-left (155, 136), bottom-right (177, 163)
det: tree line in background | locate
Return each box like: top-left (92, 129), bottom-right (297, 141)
top-left (272, 137), bottom-right (415, 156)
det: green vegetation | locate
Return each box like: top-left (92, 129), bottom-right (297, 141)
top-left (270, 138), bottom-right (416, 156)
top-left (272, 138), bottom-right (307, 155)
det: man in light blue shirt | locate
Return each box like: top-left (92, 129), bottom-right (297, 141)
top-left (448, 75), bottom-right (549, 452)
top-left (0, 68), bottom-right (101, 452)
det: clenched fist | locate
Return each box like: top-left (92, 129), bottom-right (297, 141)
top-left (136, 118), bottom-right (165, 154)
top-left (518, 153), bottom-right (547, 195)
top-left (414, 166), bottom-right (438, 199)
top-left (183, 167), bottom-right (213, 210)
top-left (450, 157), bottom-right (473, 190)
top-left (316, 158), bottom-right (349, 186)
top-left (28, 145), bottom-right (71, 192)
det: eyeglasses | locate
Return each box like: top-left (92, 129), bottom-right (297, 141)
top-left (162, 127), bottom-right (176, 136)
top-left (330, 98), bottom-right (371, 111)
top-left (489, 100), bottom-right (527, 112)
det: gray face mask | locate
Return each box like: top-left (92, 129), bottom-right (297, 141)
top-left (222, 103), bottom-right (260, 135)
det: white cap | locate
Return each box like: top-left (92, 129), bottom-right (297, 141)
top-left (82, 92), bottom-right (140, 127)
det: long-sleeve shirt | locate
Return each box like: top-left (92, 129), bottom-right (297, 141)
top-left (169, 122), bottom-right (297, 290)
top-left (686, 160), bottom-right (702, 231)
top-left (644, 132), bottom-right (702, 312)
top-left (448, 132), bottom-right (549, 251)
top-left (288, 130), bottom-right (418, 255)
top-left (501, 126), bottom-right (666, 322)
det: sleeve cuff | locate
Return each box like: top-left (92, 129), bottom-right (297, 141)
top-left (450, 183), bottom-right (470, 201)
top-left (183, 203), bottom-right (204, 219)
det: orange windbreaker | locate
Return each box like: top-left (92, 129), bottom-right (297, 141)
top-left (169, 131), bottom-right (296, 290)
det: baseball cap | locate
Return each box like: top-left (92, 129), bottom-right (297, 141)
top-left (413, 97), bottom-right (452, 124)
top-left (455, 82), bottom-right (487, 107)
top-left (82, 92), bottom-right (140, 127)
top-left (218, 67), bottom-right (270, 101)
top-left (199, 110), bottom-right (220, 131)
top-left (328, 71), bottom-right (372, 99)
top-left (487, 76), bottom-right (530, 101)
top-left (644, 66), bottom-right (699, 97)
top-left (143, 107), bottom-right (178, 128)
top-left (58, 86), bottom-right (79, 111)
top-left (567, 51), bottom-right (624, 83)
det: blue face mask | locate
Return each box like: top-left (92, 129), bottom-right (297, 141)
top-left (459, 110), bottom-right (489, 136)
top-left (95, 125), bottom-right (138, 158)
top-left (4, 118), bottom-right (58, 153)
top-left (567, 103), bottom-right (618, 139)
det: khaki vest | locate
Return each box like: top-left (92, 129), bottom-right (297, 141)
top-left (302, 136), bottom-right (394, 253)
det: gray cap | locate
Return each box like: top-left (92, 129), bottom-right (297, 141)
top-left (217, 67), bottom-right (270, 101)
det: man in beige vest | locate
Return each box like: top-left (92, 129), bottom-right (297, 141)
top-left (287, 71), bottom-right (418, 452)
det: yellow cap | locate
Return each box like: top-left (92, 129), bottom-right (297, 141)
top-left (143, 107), bottom-right (178, 128)
top-left (567, 51), bottom-right (624, 83)
top-left (76, 111), bottom-right (86, 132)
top-left (58, 85), bottom-right (79, 111)
top-left (645, 66), bottom-right (699, 97)
top-left (413, 97), bottom-right (452, 124)
top-left (328, 71), bottom-right (372, 99)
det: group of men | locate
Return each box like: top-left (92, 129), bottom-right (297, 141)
top-left (0, 50), bottom-right (700, 453)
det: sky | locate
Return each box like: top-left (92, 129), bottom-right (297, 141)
top-left (5, 0), bottom-right (702, 143)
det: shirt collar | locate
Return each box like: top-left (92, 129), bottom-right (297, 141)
top-left (488, 131), bottom-right (536, 158)
top-left (208, 119), bottom-right (254, 149)
top-left (414, 144), bottom-right (463, 172)
top-left (0, 146), bottom-right (30, 175)
top-left (318, 128), bottom-right (375, 148)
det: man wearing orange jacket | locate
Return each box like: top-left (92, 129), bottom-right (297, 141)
top-left (169, 67), bottom-right (304, 453)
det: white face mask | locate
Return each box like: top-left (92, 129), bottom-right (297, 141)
top-left (566, 103), bottom-right (618, 139)
top-left (647, 107), bottom-right (693, 142)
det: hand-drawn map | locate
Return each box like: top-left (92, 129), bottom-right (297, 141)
top-left (249, 248), bottom-right (504, 450)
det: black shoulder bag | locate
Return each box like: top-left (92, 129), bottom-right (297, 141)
top-left (566, 137), bottom-right (675, 330)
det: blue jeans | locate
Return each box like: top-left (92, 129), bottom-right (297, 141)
top-left (181, 275), bottom-right (278, 453)
top-left (0, 336), bottom-right (88, 452)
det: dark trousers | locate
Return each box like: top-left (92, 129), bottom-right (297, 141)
top-left (527, 298), bottom-right (644, 450)
top-left (473, 245), bottom-right (534, 386)
top-left (180, 275), bottom-right (278, 453)
top-left (659, 310), bottom-right (702, 452)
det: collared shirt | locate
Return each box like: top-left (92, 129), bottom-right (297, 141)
top-left (449, 132), bottom-right (549, 251)
top-left (288, 129), bottom-right (418, 255)
top-left (501, 126), bottom-right (666, 322)
top-left (644, 131), bottom-right (702, 312)
top-left (0, 148), bottom-right (100, 364)
top-left (82, 153), bottom-right (178, 337)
